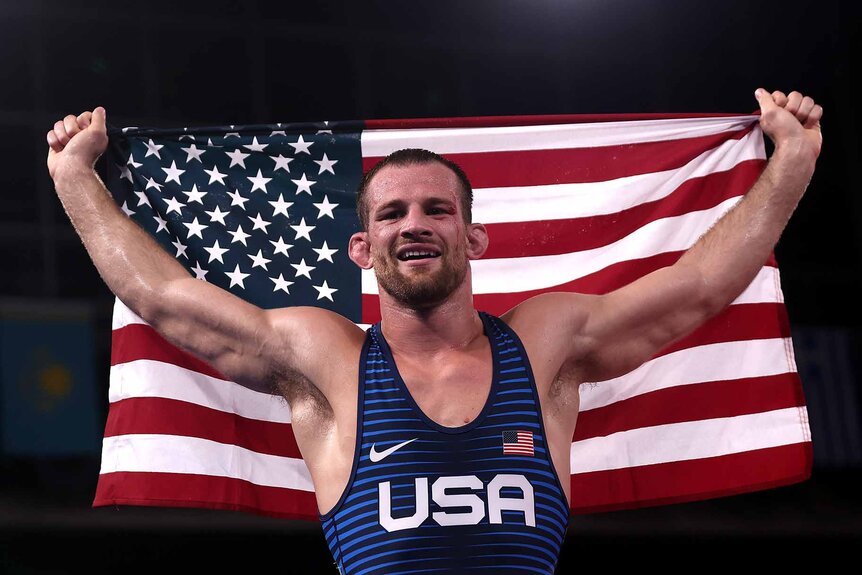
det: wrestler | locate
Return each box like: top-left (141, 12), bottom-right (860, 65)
top-left (46, 89), bottom-right (821, 574)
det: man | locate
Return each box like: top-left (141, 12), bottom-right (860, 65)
top-left (46, 89), bottom-right (822, 574)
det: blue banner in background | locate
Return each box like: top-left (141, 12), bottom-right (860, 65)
top-left (1, 303), bottom-right (100, 456)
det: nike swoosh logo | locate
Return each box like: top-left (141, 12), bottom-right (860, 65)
top-left (369, 437), bottom-right (418, 463)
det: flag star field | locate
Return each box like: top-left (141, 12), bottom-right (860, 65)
top-left (107, 122), bottom-right (364, 318)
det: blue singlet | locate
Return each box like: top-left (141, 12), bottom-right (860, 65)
top-left (320, 312), bottom-right (570, 574)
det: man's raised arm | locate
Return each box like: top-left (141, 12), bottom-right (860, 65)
top-left (46, 108), bottom-right (358, 395)
top-left (519, 89), bottom-right (822, 385)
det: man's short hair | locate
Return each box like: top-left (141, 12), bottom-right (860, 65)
top-left (355, 148), bottom-right (473, 230)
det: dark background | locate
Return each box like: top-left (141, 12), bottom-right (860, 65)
top-left (1, 1), bottom-right (860, 573)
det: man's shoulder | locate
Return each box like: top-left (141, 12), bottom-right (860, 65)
top-left (266, 305), bottom-right (368, 354)
top-left (267, 306), bottom-right (366, 407)
top-left (501, 292), bottom-right (594, 335)
top-left (499, 293), bottom-right (597, 385)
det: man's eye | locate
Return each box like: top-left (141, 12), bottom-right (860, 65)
top-left (379, 211), bottom-right (400, 220)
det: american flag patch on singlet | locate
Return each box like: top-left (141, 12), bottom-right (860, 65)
top-left (502, 431), bottom-right (535, 456)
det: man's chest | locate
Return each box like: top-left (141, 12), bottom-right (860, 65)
top-left (395, 352), bottom-right (494, 428)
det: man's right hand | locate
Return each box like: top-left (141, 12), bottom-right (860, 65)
top-left (46, 107), bottom-right (109, 180)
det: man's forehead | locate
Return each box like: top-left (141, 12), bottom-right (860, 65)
top-left (366, 162), bottom-right (462, 203)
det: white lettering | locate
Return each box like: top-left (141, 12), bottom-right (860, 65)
top-left (487, 474), bottom-right (535, 527)
top-left (377, 474), bottom-right (537, 532)
top-left (379, 477), bottom-right (429, 532)
top-left (431, 475), bottom-right (485, 526)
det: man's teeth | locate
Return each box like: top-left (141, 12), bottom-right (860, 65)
top-left (400, 251), bottom-right (440, 260)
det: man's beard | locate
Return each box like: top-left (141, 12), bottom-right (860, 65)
top-left (373, 247), bottom-right (468, 309)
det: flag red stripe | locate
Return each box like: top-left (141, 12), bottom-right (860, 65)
top-left (365, 112), bottom-right (753, 131)
top-left (569, 442), bottom-right (812, 514)
top-left (113, 265), bottom-right (781, 376)
top-left (93, 471), bottom-right (319, 520)
top-left (101, 373), bottom-right (802, 459)
top-left (103, 306), bottom-right (795, 453)
top-left (361, 252), bottom-right (681, 323)
top-left (575, 372), bottom-right (804, 441)
top-left (481, 160), bottom-right (764, 259)
top-left (112, 323), bottom-right (225, 378)
top-left (360, 253), bottom-right (779, 323)
top-left (94, 443), bottom-right (809, 520)
top-left (363, 127), bottom-right (753, 188)
top-left (658, 302), bottom-right (791, 358)
top-left (103, 397), bottom-right (302, 458)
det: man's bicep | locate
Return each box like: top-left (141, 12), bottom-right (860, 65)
top-left (575, 264), bottom-right (714, 383)
top-left (143, 277), bottom-right (276, 390)
top-left (147, 277), bottom-right (349, 394)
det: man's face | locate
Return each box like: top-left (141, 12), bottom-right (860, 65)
top-left (359, 162), bottom-right (474, 308)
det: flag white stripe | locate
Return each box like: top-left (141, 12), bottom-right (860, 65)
top-left (362, 116), bottom-right (757, 157)
top-left (99, 434), bottom-right (313, 491)
top-left (570, 406), bottom-right (809, 473)
top-left (473, 131), bottom-right (764, 224)
top-left (112, 298), bottom-right (372, 333)
top-left (98, 407), bottom-right (807, 490)
top-left (580, 337), bottom-right (796, 411)
top-left (363, 196), bottom-right (744, 295)
top-left (710, 266), bottom-right (782, 307)
top-left (113, 266), bottom-right (782, 333)
top-left (110, 335), bottom-right (788, 426)
top-left (112, 297), bottom-right (145, 330)
top-left (109, 361), bottom-right (293, 423)
top-left (476, 195), bottom-right (740, 294)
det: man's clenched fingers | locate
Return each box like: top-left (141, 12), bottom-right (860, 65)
top-left (47, 108), bottom-right (106, 155)
top-left (796, 96), bottom-right (816, 122)
top-left (771, 91), bottom-right (787, 106)
top-left (46, 129), bottom-right (61, 152)
top-left (63, 114), bottom-right (80, 138)
top-left (804, 104), bottom-right (824, 129)
top-left (784, 91), bottom-right (804, 116)
top-left (53, 120), bottom-right (71, 147)
top-left (77, 111), bottom-right (93, 129)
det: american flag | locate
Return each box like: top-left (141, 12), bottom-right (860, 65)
top-left (503, 431), bottom-right (535, 456)
top-left (95, 112), bottom-right (812, 519)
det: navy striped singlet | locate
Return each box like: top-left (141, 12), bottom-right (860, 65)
top-left (320, 312), bottom-right (570, 574)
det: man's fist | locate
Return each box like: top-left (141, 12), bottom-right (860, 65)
top-left (46, 107), bottom-right (109, 181)
top-left (755, 89), bottom-right (822, 159)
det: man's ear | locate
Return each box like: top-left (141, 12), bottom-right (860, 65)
top-left (349, 231), bottom-right (374, 269)
top-left (466, 223), bottom-right (489, 260)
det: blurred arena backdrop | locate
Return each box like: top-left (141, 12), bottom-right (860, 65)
top-left (1, 1), bottom-right (859, 572)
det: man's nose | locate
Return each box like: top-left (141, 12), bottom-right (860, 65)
top-left (399, 207), bottom-right (433, 238)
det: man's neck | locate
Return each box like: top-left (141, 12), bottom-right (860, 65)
top-left (378, 280), bottom-right (484, 356)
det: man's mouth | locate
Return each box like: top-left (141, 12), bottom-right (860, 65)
top-left (396, 248), bottom-right (442, 261)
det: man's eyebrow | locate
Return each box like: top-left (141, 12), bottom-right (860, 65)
top-left (426, 196), bottom-right (455, 205)
top-left (373, 196), bottom-right (455, 215)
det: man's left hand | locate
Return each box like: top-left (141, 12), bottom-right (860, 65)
top-left (755, 88), bottom-right (823, 159)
